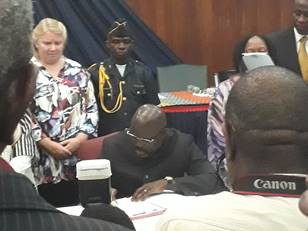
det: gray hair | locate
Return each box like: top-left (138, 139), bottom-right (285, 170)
top-left (0, 0), bottom-right (33, 83)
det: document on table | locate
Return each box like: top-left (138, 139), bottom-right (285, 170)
top-left (115, 197), bottom-right (166, 220)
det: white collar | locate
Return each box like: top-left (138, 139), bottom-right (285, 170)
top-left (294, 27), bottom-right (307, 43)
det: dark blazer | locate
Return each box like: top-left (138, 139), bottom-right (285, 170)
top-left (266, 27), bottom-right (302, 76)
top-left (0, 171), bottom-right (132, 231)
top-left (102, 128), bottom-right (226, 198)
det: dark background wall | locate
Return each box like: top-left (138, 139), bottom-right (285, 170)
top-left (126, 0), bottom-right (293, 85)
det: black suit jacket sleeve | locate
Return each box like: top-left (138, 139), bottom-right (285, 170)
top-left (169, 135), bottom-right (227, 196)
top-left (266, 27), bottom-right (302, 76)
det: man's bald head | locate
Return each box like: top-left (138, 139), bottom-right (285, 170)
top-left (226, 66), bottom-right (308, 132)
top-left (130, 104), bottom-right (167, 132)
top-left (225, 66), bottom-right (308, 179)
top-left (129, 105), bottom-right (167, 158)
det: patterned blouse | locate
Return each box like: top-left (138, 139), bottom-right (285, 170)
top-left (31, 57), bottom-right (98, 184)
top-left (207, 77), bottom-right (238, 180)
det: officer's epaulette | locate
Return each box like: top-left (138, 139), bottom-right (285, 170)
top-left (87, 63), bottom-right (98, 72)
top-left (88, 62), bottom-right (105, 72)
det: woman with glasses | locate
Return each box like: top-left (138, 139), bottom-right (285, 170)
top-left (207, 34), bottom-right (277, 183)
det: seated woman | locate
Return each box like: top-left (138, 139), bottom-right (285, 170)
top-left (207, 34), bottom-right (277, 182)
top-left (30, 18), bottom-right (98, 206)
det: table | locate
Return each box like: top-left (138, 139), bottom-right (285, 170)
top-left (58, 193), bottom-right (187, 231)
top-left (159, 91), bottom-right (211, 156)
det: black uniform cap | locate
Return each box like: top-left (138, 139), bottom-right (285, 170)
top-left (107, 18), bottom-right (130, 38)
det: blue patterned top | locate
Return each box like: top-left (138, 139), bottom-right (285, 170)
top-left (207, 77), bottom-right (238, 180)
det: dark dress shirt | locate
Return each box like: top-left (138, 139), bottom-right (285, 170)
top-left (0, 171), bottom-right (132, 231)
top-left (101, 128), bottom-right (226, 198)
top-left (89, 58), bottom-right (160, 136)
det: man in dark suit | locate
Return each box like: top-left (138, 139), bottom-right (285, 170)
top-left (101, 104), bottom-right (226, 200)
top-left (0, 0), bottom-right (131, 230)
top-left (267, 0), bottom-right (308, 80)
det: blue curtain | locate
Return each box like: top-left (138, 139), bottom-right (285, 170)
top-left (32, 0), bottom-right (182, 71)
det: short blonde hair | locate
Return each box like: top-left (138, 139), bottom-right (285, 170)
top-left (32, 18), bottom-right (67, 58)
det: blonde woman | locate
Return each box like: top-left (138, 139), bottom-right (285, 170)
top-left (31, 18), bottom-right (98, 206)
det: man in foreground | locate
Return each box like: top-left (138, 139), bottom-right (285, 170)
top-left (102, 104), bottom-right (226, 200)
top-left (157, 66), bottom-right (308, 231)
top-left (0, 0), bottom-right (131, 230)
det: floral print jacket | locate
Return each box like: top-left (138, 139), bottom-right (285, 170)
top-left (31, 57), bottom-right (98, 184)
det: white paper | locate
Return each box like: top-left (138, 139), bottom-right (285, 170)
top-left (114, 197), bottom-right (166, 220)
top-left (242, 53), bottom-right (274, 71)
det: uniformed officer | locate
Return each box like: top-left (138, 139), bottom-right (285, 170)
top-left (88, 18), bottom-right (160, 136)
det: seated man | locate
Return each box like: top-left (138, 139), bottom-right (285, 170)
top-left (101, 104), bottom-right (226, 200)
top-left (0, 0), bottom-right (131, 230)
top-left (157, 66), bottom-right (308, 231)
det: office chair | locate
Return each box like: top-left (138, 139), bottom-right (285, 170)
top-left (214, 69), bottom-right (237, 87)
top-left (76, 132), bottom-right (118, 160)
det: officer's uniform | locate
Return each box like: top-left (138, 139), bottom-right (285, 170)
top-left (88, 57), bottom-right (160, 136)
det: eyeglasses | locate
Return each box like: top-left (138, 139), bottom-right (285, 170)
top-left (125, 128), bottom-right (155, 143)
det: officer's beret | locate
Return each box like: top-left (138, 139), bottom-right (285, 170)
top-left (107, 18), bottom-right (130, 38)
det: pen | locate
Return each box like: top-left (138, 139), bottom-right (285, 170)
top-left (132, 211), bottom-right (146, 216)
